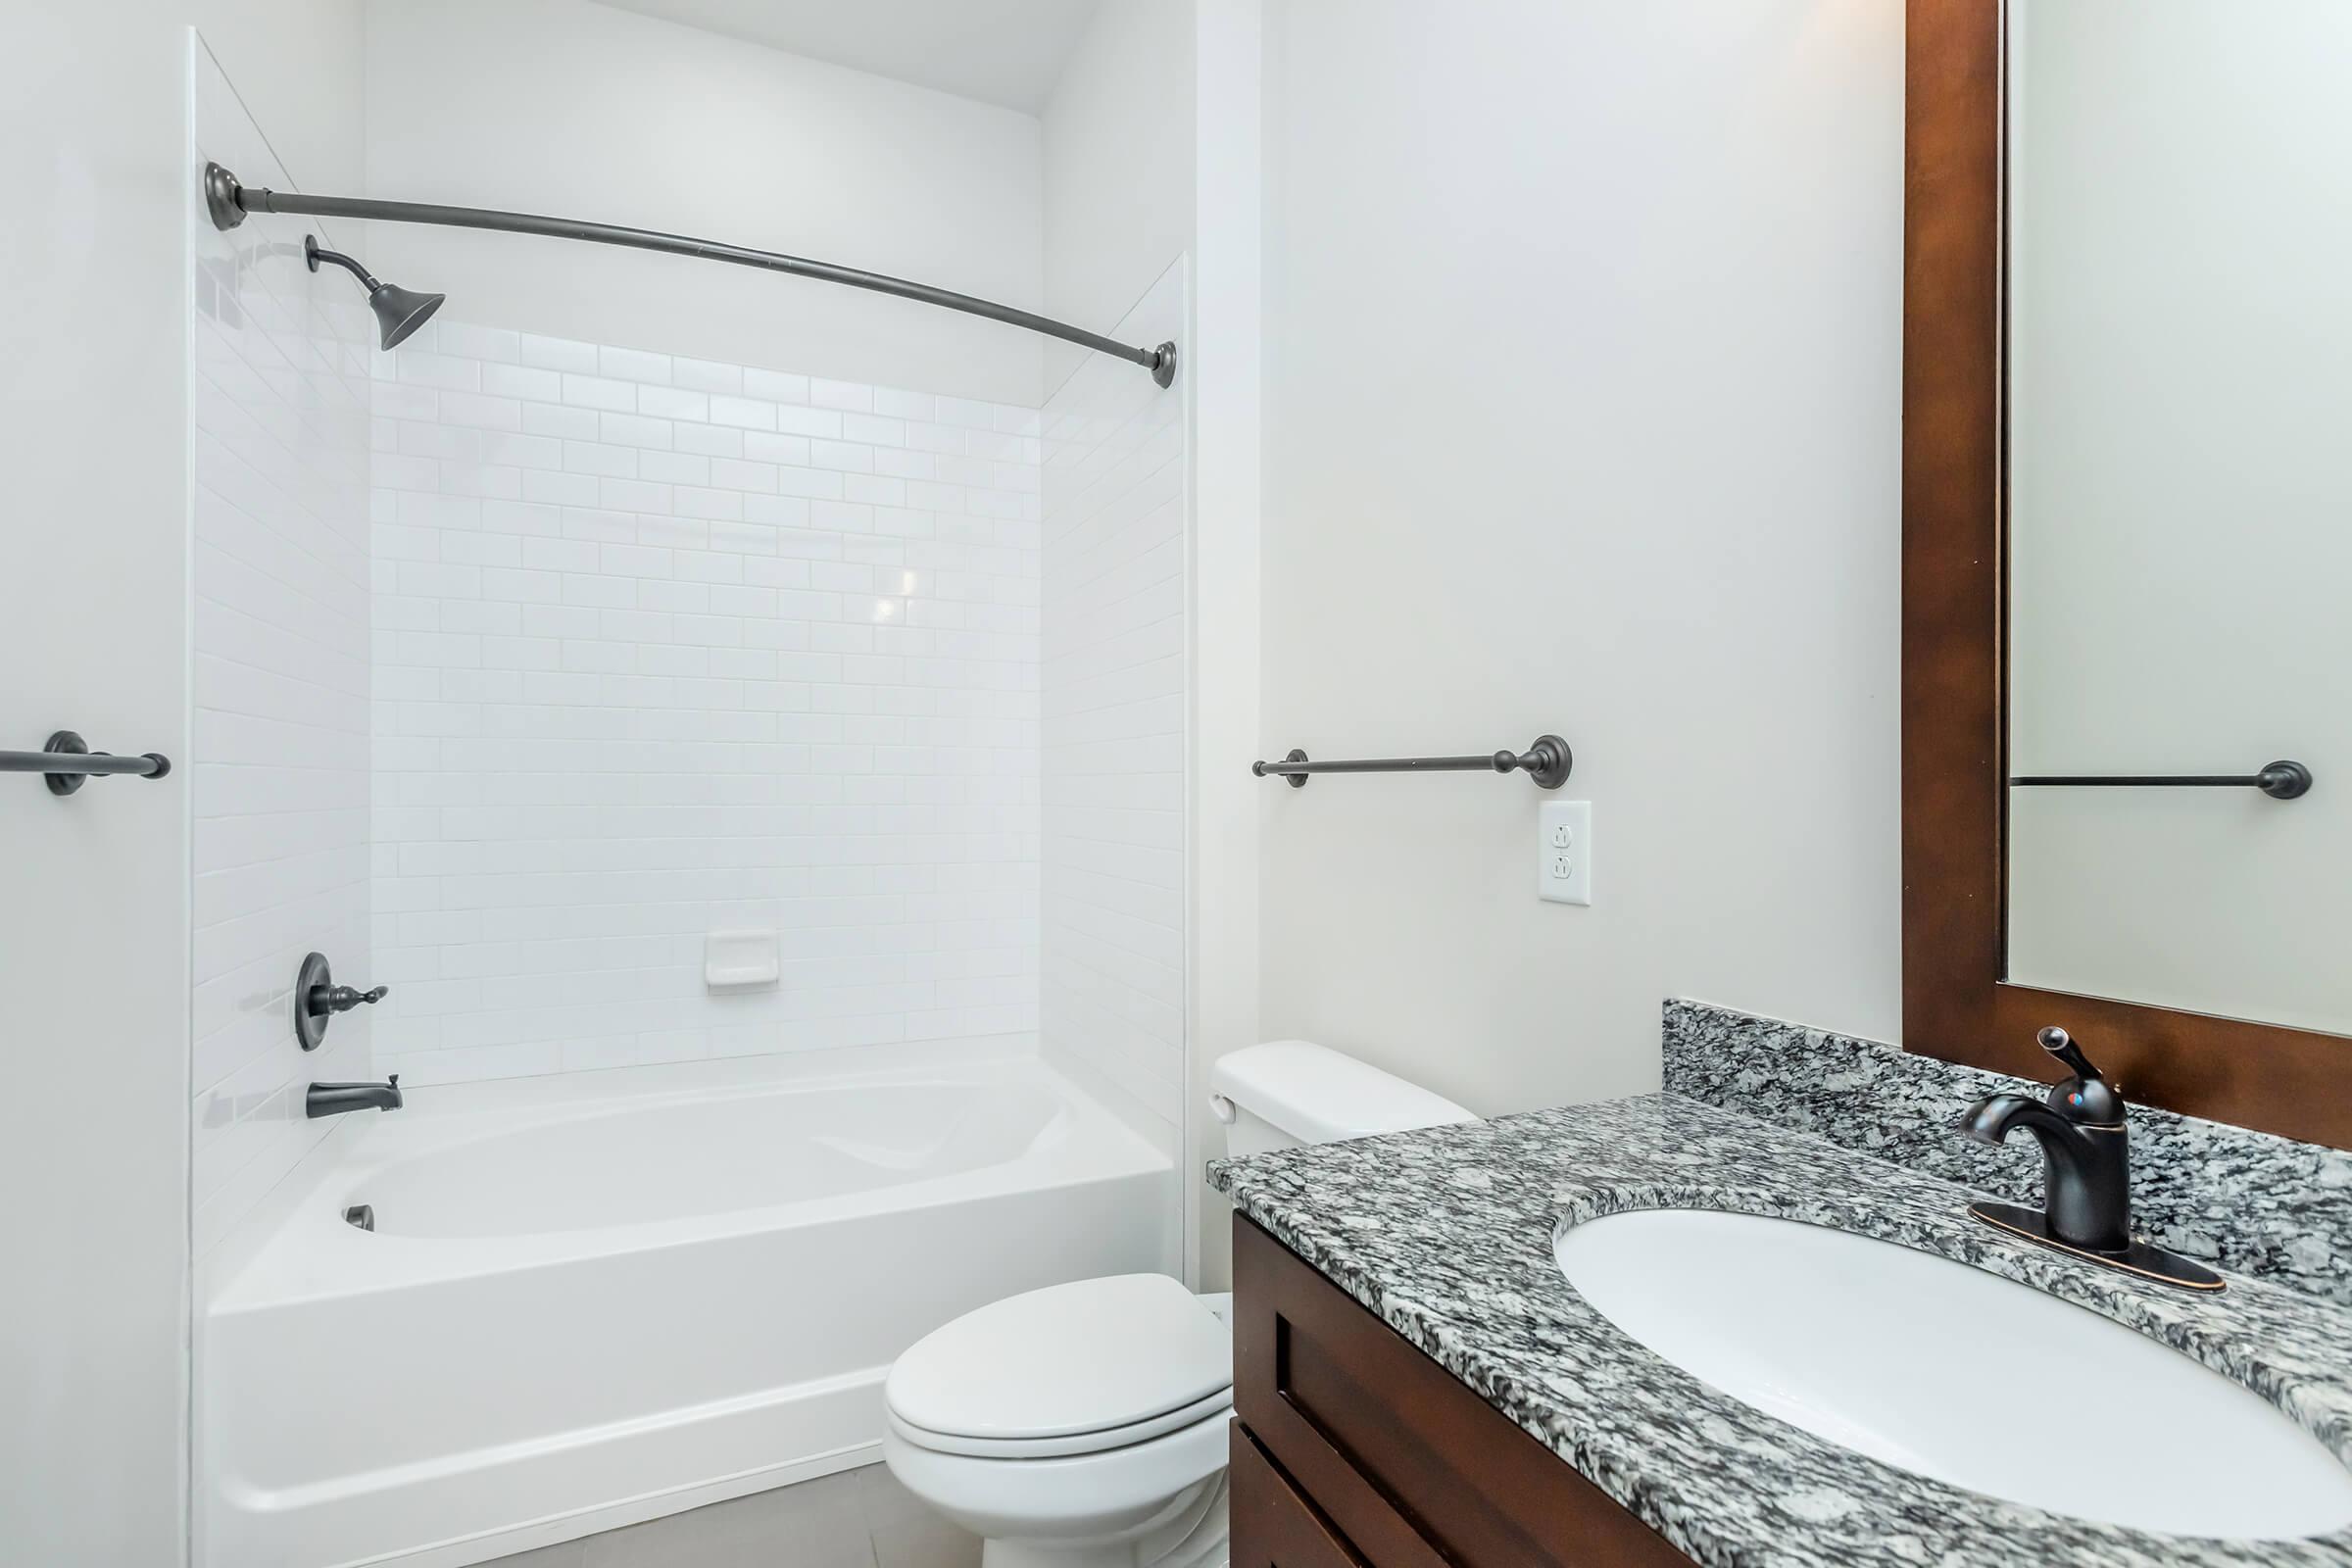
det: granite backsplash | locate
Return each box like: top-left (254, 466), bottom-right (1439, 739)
top-left (1662, 999), bottom-right (2352, 1304)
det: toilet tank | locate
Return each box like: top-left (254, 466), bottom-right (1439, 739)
top-left (1208, 1041), bottom-right (1477, 1157)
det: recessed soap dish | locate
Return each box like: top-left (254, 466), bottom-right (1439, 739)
top-left (704, 929), bottom-right (781, 991)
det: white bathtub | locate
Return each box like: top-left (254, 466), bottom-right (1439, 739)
top-left (200, 1046), bottom-right (1176, 1568)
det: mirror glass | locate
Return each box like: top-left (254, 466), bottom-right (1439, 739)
top-left (2005, 0), bottom-right (2352, 1036)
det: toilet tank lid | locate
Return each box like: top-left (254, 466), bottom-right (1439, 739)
top-left (1209, 1040), bottom-right (1477, 1145)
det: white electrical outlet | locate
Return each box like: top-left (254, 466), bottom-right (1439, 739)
top-left (1539, 801), bottom-right (1592, 905)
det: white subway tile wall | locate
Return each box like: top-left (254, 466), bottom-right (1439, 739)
top-left (368, 322), bottom-right (1045, 1083)
top-left (190, 51), bottom-right (375, 1255)
top-left (1039, 268), bottom-right (1190, 1153)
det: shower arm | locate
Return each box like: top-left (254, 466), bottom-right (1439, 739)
top-left (203, 163), bottom-right (1177, 388)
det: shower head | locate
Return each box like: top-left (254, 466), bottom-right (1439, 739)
top-left (366, 281), bottom-right (445, 351)
top-left (304, 234), bottom-right (444, 350)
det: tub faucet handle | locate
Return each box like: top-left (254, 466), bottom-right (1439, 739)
top-left (294, 953), bottom-right (386, 1053)
top-left (318, 982), bottom-right (387, 1014)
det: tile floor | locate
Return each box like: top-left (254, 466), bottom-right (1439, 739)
top-left (484, 1463), bottom-right (979, 1568)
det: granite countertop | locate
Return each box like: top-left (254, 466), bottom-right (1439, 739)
top-left (1207, 1093), bottom-right (2352, 1567)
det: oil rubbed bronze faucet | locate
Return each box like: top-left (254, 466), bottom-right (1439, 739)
top-left (1958, 1028), bottom-right (2223, 1292)
top-left (307, 1075), bottom-right (403, 1119)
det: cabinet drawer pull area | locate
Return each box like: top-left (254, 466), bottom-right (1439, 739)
top-left (1231, 1422), bottom-right (1369, 1567)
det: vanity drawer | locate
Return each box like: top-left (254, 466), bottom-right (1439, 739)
top-left (1231, 1216), bottom-right (1690, 1568)
top-left (1231, 1422), bottom-right (1366, 1567)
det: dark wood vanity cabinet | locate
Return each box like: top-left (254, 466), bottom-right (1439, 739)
top-left (1229, 1218), bottom-right (1691, 1567)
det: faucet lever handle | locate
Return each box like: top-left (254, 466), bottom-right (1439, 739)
top-left (2037, 1025), bottom-right (2103, 1082)
top-left (318, 982), bottom-right (388, 1013)
top-left (2037, 1026), bottom-right (2124, 1125)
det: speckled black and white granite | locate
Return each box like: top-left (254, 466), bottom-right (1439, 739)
top-left (1662, 999), bottom-right (2352, 1304)
top-left (1208, 1095), bottom-right (2352, 1567)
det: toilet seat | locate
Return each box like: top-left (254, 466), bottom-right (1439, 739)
top-left (885, 1273), bottom-right (1233, 1455)
top-left (889, 1384), bottom-right (1235, 1459)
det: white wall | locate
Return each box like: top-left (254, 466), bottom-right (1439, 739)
top-left (1183, 0), bottom-right (1263, 1287)
top-left (0, 7), bottom-right (363, 1560)
top-left (1041, 0), bottom-right (1199, 392)
top-left (190, 52), bottom-right (376, 1260)
top-left (364, 0), bottom-right (1046, 405)
top-left (2006, 0), bottom-right (2352, 1036)
top-left (1040, 0), bottom-right (1267, 1287)
top-left (369, 320), bottom-right (1043, 1084)
top-left (1041, 265), bottom-right (1190, 1156)
top-left (1254, 2), bottom-right (1904, 1124)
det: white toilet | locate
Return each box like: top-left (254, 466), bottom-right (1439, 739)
top-left (881, 1041), bottom-right (1476, 1568)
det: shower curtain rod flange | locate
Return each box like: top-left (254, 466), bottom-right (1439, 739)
top-left (204, 162), bottom-right (1179, 387)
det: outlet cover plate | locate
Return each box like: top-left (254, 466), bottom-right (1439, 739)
top-left (1540, 801), bottom-right (1592, 906)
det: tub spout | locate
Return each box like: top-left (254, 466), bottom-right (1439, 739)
top-left (307, 1075), bottom-right (403, 1119)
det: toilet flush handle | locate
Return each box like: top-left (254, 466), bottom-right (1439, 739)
top-left (1208, 1094), bottom-right (1237, 1126)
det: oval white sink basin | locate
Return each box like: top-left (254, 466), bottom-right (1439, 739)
top-left (1555, 1207), bottom-right (2352, 1541)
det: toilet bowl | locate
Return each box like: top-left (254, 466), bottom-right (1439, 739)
top-left (882, 1274), bottom-right (1235, 1567)
top-left (881, 1042), bottom-right (1477, 1566)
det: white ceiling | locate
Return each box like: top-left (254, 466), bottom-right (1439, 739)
top-left (594, 0), bottom-right (1103, 115)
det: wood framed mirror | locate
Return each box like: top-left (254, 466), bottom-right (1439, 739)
top-left (1903, 0), bottom-right (2352, 1149)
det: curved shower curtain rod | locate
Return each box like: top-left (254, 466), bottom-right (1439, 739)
top-left (202, 162), bottom-right (1177, 388)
